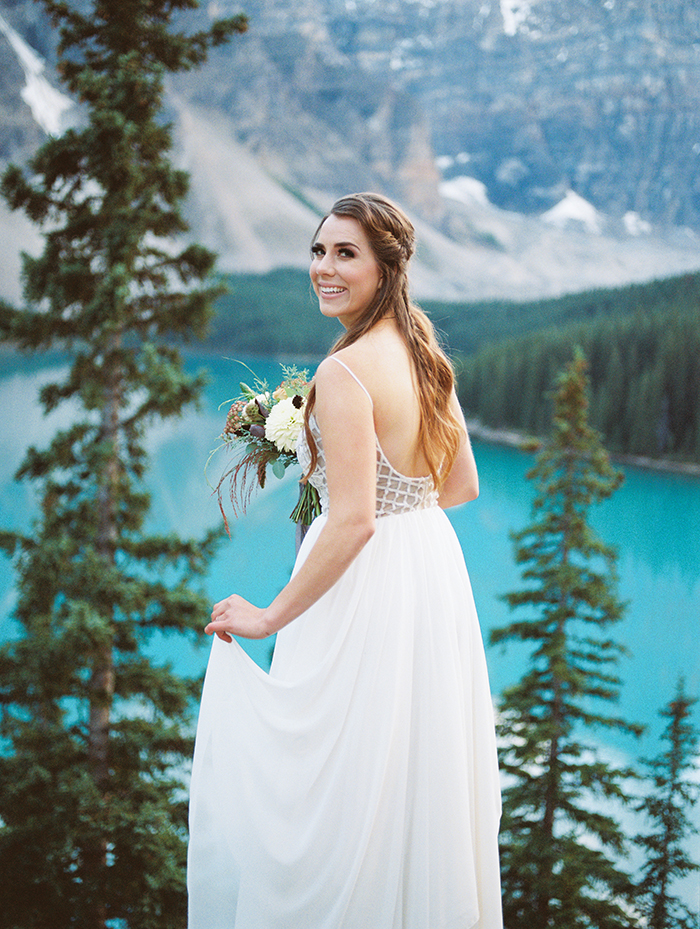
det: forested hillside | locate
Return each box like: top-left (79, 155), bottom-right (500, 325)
top-left (428, 273), bottom-right (700, 356)
top-left (455, 297), bottom-right (700, 464)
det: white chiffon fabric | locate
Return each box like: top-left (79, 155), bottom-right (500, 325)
top-left (188, 365), bottom-right (503, 929)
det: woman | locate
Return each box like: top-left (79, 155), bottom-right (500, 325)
top-left (188, 193), bottom-right (503, 929)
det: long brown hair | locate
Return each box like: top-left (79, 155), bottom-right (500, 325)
top-left (303, 192), bottom-right (463, 489)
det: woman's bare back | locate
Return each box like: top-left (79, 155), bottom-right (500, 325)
top-left (334, 319), bottom-right (431, 479)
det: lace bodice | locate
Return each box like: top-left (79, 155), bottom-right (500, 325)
top-left (297, 416), bottom-right (439, 517)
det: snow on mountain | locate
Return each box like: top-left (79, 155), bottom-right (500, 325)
top-left (541, 190), bottom-right (604, 236)
top-left (439, 176), bottom-right (491, 208)
top-left (623, 211), bottom-right (653, 237)
top-left (499, 0), bottom-right (534, 37)
top-left (0, 12), bottom-right (73, 136)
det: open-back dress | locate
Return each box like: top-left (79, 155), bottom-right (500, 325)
top-left (187, 358), bottom-right (503, 929)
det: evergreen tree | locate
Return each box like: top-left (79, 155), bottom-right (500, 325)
top-left (0, 3), bottom-right (246, 928)
top-left (491, 349), bottom-right (643, 929)
top-left (635, 680), bottom-right (699, 929)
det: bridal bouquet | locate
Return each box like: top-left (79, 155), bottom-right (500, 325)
top-left (209, 364), bottom-right (321, 532)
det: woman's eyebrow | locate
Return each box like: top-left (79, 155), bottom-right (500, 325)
top-left (313, 238), bottom-right (361, 251)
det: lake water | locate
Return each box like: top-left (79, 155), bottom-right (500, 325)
top-left (2, 350), bottom-right (698, 748)
top-left (2, 352), bottom-right (699, 798)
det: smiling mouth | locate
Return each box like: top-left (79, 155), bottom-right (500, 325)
top-left (319, 285), bottom-right (346, 295)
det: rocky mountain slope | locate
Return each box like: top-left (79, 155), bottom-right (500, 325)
top-left (1, 0), bottom-right (700, 304)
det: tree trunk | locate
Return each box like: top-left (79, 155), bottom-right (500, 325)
top-left (85, 340), bottom-right (122, 929)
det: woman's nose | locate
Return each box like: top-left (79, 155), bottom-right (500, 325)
top-left (315, 252), bottom-right (335, 276)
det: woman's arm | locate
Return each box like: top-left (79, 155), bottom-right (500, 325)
top-left (206, 358), bottom-right (377, 642)
top-left (437, 391), bottom-right (479, 509)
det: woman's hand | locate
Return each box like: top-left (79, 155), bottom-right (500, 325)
top-left (205, 594), bottom-right (270, 642)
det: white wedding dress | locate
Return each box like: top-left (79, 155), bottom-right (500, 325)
top-left (188, 360), bottom-right (503, 929)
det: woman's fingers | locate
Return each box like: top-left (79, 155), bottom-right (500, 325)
top-left (211, 596), bottom-right (233, 621)
top-left (206, 596), bottom-right (235, 640)
top-left (205, 620), bottom-right (233, 642)
top-left (206, 595), bottom-right (268, 640)
top-left (206, 595), bottom-right (261, 640)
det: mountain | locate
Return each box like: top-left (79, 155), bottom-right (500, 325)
top-left (1, 0), bottom-right (700, 304)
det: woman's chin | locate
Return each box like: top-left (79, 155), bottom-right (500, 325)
top-left (318, 302), bottom-right (344, 320)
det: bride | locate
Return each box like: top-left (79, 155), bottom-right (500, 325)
top-left (188, 192), bottom-right (503, 928)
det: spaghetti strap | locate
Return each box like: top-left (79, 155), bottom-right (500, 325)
top-left (327, 356), bottom-right (374, 408)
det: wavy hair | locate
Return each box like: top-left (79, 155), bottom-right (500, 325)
top-left (303, 192), bottom-right (463, 490)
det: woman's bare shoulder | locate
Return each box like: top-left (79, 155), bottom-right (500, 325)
top-left (333, 330), bottom-right (410, 389)
top-left (314, 354), bottom-right (374, 411)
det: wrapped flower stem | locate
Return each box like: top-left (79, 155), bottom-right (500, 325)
top-left (289, 481), bottom-right (322, 527)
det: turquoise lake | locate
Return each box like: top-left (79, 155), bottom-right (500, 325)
top-left (2, 352), bottom-right (699, 795)
top-left (2, 351), bottom-right (698, 759)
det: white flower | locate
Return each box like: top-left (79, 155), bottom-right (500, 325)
top-left (264, 397), bottom-right (305, 453)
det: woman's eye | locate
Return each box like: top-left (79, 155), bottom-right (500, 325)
top-left (311, 244), bottom-right (357, 259)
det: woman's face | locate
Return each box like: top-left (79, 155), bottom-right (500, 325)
top-left (310, 215), bottom-right (382, 329)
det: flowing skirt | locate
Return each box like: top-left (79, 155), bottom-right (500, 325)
top-left (188, 507), bottom-right (502, 929)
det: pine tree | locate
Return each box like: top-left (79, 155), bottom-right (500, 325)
top-left (491, 348), bottom-right (644, 929)
top-left (635, 680), bottom-right (699, 929)
top-left (0, 3), bottom-right (246, 927)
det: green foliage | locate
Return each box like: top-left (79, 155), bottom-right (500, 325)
top-left (635, 680), bottom-right (699, 929)
top-left (0, 2), bottom-right (246, 927)
top-left (456, 283), bottom-right (700, 463)
top-left (492, 350), bottom-right (644, 928)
